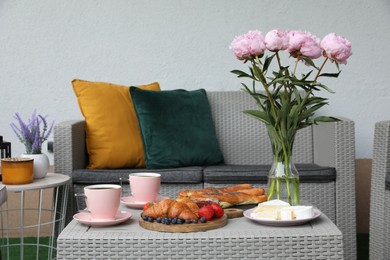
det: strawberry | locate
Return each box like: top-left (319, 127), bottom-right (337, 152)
top-left (198, 205), bottom-right (214, 221)
top-left (210, 202), bottom-right (224, 218)
top-left (143, 202), bottom-right (153, 212)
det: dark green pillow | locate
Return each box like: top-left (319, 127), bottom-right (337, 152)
top-left (130, 87), bottom-right (224, 169)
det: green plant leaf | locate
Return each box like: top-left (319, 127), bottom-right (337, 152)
top-left (318, 72), bottom-right (341, 78)
top-left (243, 110), bottom-right (271, 125)
top-left (230, 69), bottom-right (255, 79)
top-left (263, 54), bottom-right (276, 72)
top-left (313, 116), bottom-right (340, 123)
top-left (298, 56), bottom-right (319, 70)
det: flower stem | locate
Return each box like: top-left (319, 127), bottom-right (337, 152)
top-left (313, 57), bottom-right (329, 82)
top-left (293, 56), bottom-right (300, 77)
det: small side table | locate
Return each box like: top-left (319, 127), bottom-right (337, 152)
top-left (0, 173), bottom-right (70, 259)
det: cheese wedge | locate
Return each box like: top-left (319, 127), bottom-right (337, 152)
top-left (291, 206), bottom-right (314, 219)
top-left (250, 200), bottom-right (314, 220)
top-left (251, 199), bottom-right (290, 220)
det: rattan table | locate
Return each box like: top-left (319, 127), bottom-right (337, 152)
top-left (57, 206), bottom-right (344, 259)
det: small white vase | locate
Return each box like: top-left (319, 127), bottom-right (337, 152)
top-left (21, 153), bottom-right (49, 179)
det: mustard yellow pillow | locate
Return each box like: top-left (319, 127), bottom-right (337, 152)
top-left (72, 79), bottom-right (160, 169)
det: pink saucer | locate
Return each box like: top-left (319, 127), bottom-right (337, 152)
top-left (120, 195), bottom-right (170, 209)
top-left (73, 210), bottom-right (132, 227)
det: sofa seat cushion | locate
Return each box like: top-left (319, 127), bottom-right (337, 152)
top-left (72, 167), bottom-right (203, 184)
top-left (203, 164), bottom-right (336, 184)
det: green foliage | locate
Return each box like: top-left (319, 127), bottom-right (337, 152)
top-left (232, 52), bottom-right (341, 161)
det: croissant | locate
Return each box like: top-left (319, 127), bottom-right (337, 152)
top-left (142, 199), bottom-right (199, 220)
top-left (177, 184), bottom-right (267, 208)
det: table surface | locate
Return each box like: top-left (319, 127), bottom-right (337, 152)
top-left (1, 173), bottom-right (70, 191)
top-left (57, 205), bottom-right (344, 259)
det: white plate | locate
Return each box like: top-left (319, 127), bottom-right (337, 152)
top-left (243, 207), bottom-right (321, 227)
top-left (73, 210), bottom-right (132, 227)
top-left (120, 195), bottom-right (170, 209)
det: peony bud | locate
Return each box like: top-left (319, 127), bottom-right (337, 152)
top-left (265, 29), bottom-right (289, 51)
top-left (321, 33), bottom-right (352, 64)
top-left (287, 30), bottom-right (322, 59)
top-left (229, 30), bottom-right (266, 61)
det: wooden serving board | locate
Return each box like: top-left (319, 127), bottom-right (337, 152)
top-left (139, 215), bottom-right (228, 233)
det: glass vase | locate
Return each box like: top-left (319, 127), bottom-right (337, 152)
top-left (267, 157), bottom-right (300, 205)
top-left (266, 126), bottom-right (300, 205)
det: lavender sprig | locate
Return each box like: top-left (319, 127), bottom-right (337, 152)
top-left (10, 110), bottom-right (55, 154)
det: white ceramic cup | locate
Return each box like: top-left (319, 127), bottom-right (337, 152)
top-left (129, 172), bottom-right (161, 202)
top-left (83, 184), bottom-right (122, 220)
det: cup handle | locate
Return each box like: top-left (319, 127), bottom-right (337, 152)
top-left (119, 177), bottom-right (129, 197)
top-left (74, 193), bottom-right (89, 213)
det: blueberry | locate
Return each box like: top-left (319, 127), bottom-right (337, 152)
top-left (177, 218), bottom-right (183, 224)
top-left (161, 218), bottom-right (166, 224)
top-left (168, 218), bottom-right (172, 222)
top-left (156, 217), bottom-right (162, 223)
top-left (171, 218), bottom-right (177, 224)
top-left (165, 220), bottom-right (171, 225)
top-left (185, 219), bottom-right (191, 224)
top-left (200, 217), bottom-right (207, 223)
top-left (142, 215), bottom-right (148, 221)
top-left (192, 219), bottom-right (198, 224)
top-left (148, 217), bottom-right (154, 222)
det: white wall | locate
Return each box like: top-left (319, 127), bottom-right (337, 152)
top-left (1, 0), bottom-right (389, 161)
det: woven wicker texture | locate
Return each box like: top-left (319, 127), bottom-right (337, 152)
top-left (206, 92), bottom-right (313, 164)
top-left (54, 91), bottom-right (356, 259)
top-left (57, 209), bottom-right (343, 259)
top-left (369, 121), bottom-right (390, 260)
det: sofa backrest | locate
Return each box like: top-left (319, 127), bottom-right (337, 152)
top-left (206, 91), bottom-right (314, 165)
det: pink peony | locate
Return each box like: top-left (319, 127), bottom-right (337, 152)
top-left (287, 30), bottom-right (322, 59)
top-left (229, 30), bottom-right (266, 61)
top-left (265, 29), bottom-right (289, 51)
top-left (321, 33), bottom-right (352, 64)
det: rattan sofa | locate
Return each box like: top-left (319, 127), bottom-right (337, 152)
top-left (54, 91), bottom-right (356, 259)
top-left (370, 121), bottom-right (390, 260)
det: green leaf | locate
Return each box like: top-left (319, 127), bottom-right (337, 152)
top-left (263, 54), bottom-right (275, 72)
top-left (313, 116), bottom-right (341, 123)
top-left (311, 83), bottom-right (335, 94)
top-left (318, 72), bottom-right (341, 78)
top-left (230, 70), bottom-right (255, 79)
top-left (243, 110), bottom-right (271, 125)
top-left (298, 56), bottom-right (319, 69)
top-left (270, 77), bottom-right (288, 85)
top-left (300, 70), bottom-right (313, 81)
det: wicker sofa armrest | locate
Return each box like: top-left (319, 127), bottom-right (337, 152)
top-left (369, 120), bottom-right (390, 260)
top-left (54, 120), bottom-right (88, 177)
top-left (313, 117), bottom-right (356, 259)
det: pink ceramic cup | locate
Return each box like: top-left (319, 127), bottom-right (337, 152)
top-left (84, 184), bottom-right (122, 220)
top-left (129, 172), bottom-right (161, 202)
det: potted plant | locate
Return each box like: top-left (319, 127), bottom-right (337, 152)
top-left (10, 110), bottom-right (54, 179)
